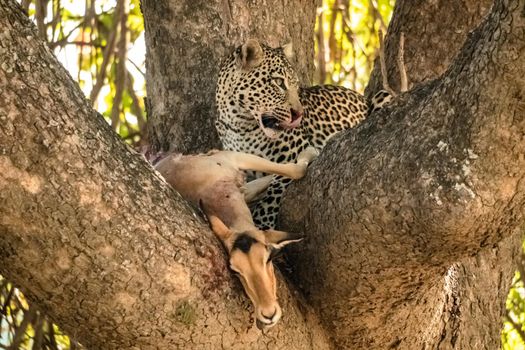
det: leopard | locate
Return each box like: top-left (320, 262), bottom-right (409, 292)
top-left (215, 39), bottom-right (391, 229)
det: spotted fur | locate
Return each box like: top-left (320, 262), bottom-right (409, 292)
top-left (215, 40), bottom-right (391, 228)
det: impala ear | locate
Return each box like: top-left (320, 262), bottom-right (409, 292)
top-left (265, 230), bottom-right (304, 249)
top-left (199, 200), bottom-right (232, 241)
top-left (237, 39), bottom-right (264, 70)
top-left (282, 42), bottom-right (294, 60)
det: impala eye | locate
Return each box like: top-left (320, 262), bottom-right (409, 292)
top-left (273, 77), bottom-right (287, 90)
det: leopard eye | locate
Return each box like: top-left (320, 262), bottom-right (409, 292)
top-left (272, 77), bottom-right (287, 90)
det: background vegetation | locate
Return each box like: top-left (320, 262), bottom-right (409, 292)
top-left (1, 0), bottom-right (523, 348)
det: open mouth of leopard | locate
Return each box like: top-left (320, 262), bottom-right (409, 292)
top-left (260, 109), bottom-right (303, 133)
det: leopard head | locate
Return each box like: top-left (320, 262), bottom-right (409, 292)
top-left (216, 39), bottom-right (303, 140)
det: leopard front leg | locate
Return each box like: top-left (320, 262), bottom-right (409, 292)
top-left (243, 175), bottom-right (274, 203)
top-left (250, 176), bottom-right (292, 229)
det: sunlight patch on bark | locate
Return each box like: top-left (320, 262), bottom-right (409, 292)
top-left (115, 291), bottom-right (137, 313)
top-left (0, 156), bottom-right (43, 194)
top-left (163, 263), bottom-right (192, 299)
top-left (498, 176), bottom-right (519, 201)
top-left (55, 248), bottom-right (72, 270)
top-left (98, 244), bottom-right (115, 258)
top-left (77, 180), bottom-right (112, 221)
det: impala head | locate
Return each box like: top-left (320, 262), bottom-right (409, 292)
top-left (205, 213), bottom-right (303, 329)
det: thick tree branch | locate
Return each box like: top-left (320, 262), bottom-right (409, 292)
top-left (281, 0), bottom-right (525, 348)
top-left (0, 1), bottom-right (328, 349)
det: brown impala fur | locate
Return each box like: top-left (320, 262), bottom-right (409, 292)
top-left (154, 147), bottom-right (318, 329)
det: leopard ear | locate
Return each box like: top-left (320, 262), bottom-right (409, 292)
top-left (237, 39), bottom-right (264, 70)
top-left (282, 42), bottom-right (294, 61)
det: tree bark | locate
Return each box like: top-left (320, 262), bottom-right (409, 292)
top-left (142, 0), bottom-right (319, 153)
top-left (2, 0), bottom-right (524, 348)
top-left (281, 0), bottom-right (525, 348)
top-left (0, 1), bottom-right (329, 349)
top-left (364, 1), bottom-right (518, 349)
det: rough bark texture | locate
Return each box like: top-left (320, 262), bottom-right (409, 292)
top-left (365, 1), bottom-right (520, 348)
top-left (142, 0), bottom-right (318, 153)
top-left (366, 0), bottom-right (493, 98)
top-left (363, 1), bottom-right (518, 349)
top-left (281, 0), bottom-right (525, 348)
top-left (0, 1), bottom-right (330, 349)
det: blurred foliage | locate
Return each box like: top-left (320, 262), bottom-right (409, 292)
top-left (0, 276), bottom-right (80, 349)
top-left (502, 248), bottom-right (525, 350)
top-left (2, 0), bottom-right (524, 349)
top-left (22, 0), bottom-right (147, 147)
top-left (314, 0), bottom-right (394, 92)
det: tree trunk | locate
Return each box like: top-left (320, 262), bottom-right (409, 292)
top-left (369, 1), bottom-right (519, 348)
top-left (0, 1), bottom-right (329, 348)
top-left (142, 0), bottom-right (318, 153)
top-left (364, 1), bottom-right (518, 349)
top-left (280, 0), bottom-right (525, 348)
